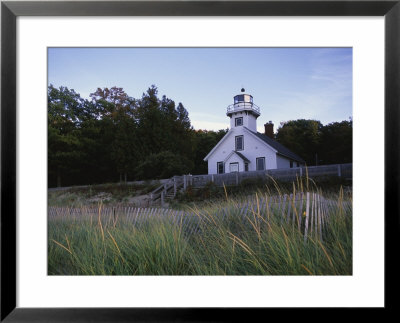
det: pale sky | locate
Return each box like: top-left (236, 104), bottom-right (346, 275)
top-left (48, 47), bottom-right (352, 133)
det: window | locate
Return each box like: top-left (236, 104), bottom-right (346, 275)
top-left (217, 162), bottom-right (224, 174)
top-left (256, 157), bottom-right (265, 171)
top-left (245, 163), bottom-right (249, 172)
top-left (235, 135), bottom-right (244, 151)
top-left (230, 162), bottom-right (239, 173)
top-left (296, 162), bottom-right (300, 168)
top-left (234, 95), bottom-right (244, 103)
top-left (235, 117), bottom-right (243, 127)
top-left (290, 161), bottom-right (293, 168)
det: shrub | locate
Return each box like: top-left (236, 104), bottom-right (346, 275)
top-left (135, 151), bottom-right (194, 180)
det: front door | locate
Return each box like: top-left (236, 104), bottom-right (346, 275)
top-left (229, 162), bottom-right (239, 173)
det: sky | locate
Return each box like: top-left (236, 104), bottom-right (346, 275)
top-left (48, 47), bottom-right (352, 133)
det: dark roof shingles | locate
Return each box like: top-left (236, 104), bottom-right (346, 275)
top-left (234, 151), bottom-right (250, 163)
top-left (249, 129), bottom-right (305, 163)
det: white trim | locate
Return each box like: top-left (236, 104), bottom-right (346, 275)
top-left (223, 150), bottom-right (236, 163)
top-left (223, 150), bottom-right (250, 164)
top-left (204, 126), bottom-right (279, 162)
top-left (234, 116), bottom-right (243, 127)
top-left (203, 129), bottom-right (233, 161)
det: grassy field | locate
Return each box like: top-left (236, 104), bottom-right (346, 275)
top-left (48, 177), bottom-right (352, 275)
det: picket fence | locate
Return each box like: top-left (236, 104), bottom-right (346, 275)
top-left (49, 192), bottom-right (349, 241)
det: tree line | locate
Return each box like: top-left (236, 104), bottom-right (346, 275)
top-left (275, 118), bottom-right (352, 167)
top-left (48, 85), bottom-right (226, 187)
top-left (48, 85), bottom-right (352, 187)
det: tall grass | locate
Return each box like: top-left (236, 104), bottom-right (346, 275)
top-left (48, 178), bottom-right (352, 275)
top-left (48, 181), bottom-right (160, 207)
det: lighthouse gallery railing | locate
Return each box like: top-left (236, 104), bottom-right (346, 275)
top-left (226, 102), bottom-right (261, 115)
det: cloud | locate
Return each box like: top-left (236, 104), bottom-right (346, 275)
top-left (190, 112), bottom-right (230, 131)
top-left (309, 49), bottom-right (352, 97)
top-left (266, 49), bottom-right (352, 125)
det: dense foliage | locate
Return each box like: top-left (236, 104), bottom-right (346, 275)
top-left (276, 119), bottom-right (352, 166)
top-left (48, 85), bottom-right (352, 187)
top-left (48, 85), bottom-right (227, 187)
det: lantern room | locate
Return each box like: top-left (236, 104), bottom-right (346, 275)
top-left (226, 88), bottom-right (260, 132)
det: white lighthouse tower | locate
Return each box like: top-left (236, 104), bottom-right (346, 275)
top-left (204, 89), bottom-right (305, 174)
top-left (226, 88), bottom-right (260, 132)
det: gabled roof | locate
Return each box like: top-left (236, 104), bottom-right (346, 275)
top-left (245, 128), bottom-right (305, 163)
top-left (234, 151), bottom-right (250, 163)
top-left (203, 129), bottom-right (233, 161)
top-left (224, 150), bottom-right (250, 164)
top-left (204, 127), bottom-right (305, 164)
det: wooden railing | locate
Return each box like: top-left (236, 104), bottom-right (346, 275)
top-left (150, 176), bottom-right (184, 206)
top-left (150, 163), bottom-right (352, 206)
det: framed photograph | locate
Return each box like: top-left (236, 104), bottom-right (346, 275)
top-left (1, 0), bottom-right (399, 321)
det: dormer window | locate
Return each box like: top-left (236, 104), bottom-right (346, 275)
top-left (235, 117), bottom-right (243, 127)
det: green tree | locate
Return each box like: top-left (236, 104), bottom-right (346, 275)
top-left (319, 120), bottom-right (352, 164)
top-left (134, 86), bottom-right (195, 172)
top-left (90, 87), bottom-right (138, 182)
top-left (48, 83), bottom-right (207, 186)
top-left (192, 129), bottom-right (228, 174)
top-left (276, 119), bottom-right (323, 166)
top-left (90, 86), bottom-right (135, 118)
top-left (170, 102), bottom-right (194, 161)
top-left (176, 102), bottom-right (191, 130)
top-left (135, 151), bottom-right (194, 180)
top-left (48, 85), bottom-right (90, 186)
top-left (48, 84), bottom-right (90, 126)
top-left (134, 85), bottom-right (164, 156)
top-left (77, 117), bottom-right (114, 184)
top-left (112, 109), bottom-right (139, 182)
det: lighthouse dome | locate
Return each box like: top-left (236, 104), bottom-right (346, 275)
top-left (227, 89), bottom-right (260, 118)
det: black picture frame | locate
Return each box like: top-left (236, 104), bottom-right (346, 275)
top-left (1, 0), bottom-right (399, 321)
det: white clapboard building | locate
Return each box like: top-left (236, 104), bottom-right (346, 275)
top-left (204, 89), bottom-right (305, 174)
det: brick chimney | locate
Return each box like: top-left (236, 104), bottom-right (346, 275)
top-left (264, 121), bottom-right (274, 139)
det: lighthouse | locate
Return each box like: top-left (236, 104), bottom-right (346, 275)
top-left (226, 88), bottom-right (260, 132)
top-left (204, 89), bottom-right (305, 174)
